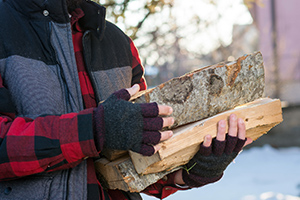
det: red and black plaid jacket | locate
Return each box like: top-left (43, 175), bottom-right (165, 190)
top-left (0, 1), bottom-right (187, 199)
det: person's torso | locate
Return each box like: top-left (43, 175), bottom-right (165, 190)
top-left (0, 1), bottom-right (134, 199)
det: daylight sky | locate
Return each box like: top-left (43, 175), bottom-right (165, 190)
top-left (109, 0), bottom-right (253, 54)
top-left (171, 0), bottom-right (253, 53)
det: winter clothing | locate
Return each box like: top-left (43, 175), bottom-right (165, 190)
top-left (0, 0), bottom-right (246, 198)
top-left (94, 89), bottom-right (163, 156)
top-left (182, 135), bottom-right (246, 187)
top-left (0, 0), bottom-right (183, 199)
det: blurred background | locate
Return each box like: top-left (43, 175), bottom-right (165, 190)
top-left (96, 0), bottom-right (300, 199)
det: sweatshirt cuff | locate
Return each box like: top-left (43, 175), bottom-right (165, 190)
top-left (59, 108), bottom-right (99, 163)
top-left (182, 170), bottom-right (222, 188)
top-left (93, 105), bottom-right (105, 152)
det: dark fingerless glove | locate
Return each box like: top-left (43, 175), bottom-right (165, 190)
top-left (182, 135), bottom-right (246, 187)
top-left (93, 89), bottom-right (163, 156)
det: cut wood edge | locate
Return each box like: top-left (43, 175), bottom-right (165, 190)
top-left (143, 121), bottom-right (282, 175)
top-left (130, 98), bottom-right (283, 175)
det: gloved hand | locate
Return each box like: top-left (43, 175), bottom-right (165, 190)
top-left (93, 85), bottom-right (173, 156)
top-left (182, 115), bottom-right (249, 187)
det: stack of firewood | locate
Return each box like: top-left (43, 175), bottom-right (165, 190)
top-left (94, 52), bottom-right (283, 192)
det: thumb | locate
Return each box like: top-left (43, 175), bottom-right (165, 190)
top-left (126, 84), bottom-right (140, 97)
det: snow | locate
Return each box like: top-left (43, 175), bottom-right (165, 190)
top-left (141, 145), bottom-right (300, 200)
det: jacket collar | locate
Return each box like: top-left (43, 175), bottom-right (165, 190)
top-left (79, 1), bottom-right (106, 40)
top-left (6, 0), bottom-right (70, 23)
top-left (6, 0), bottom-right (106, 39)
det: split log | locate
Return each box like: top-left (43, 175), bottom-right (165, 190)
top-left (130, 98), bottom-right (283, 175)
top-left (95, 98), bottom-right (283, 192)
top-left (94, 52), bottom-right (282, 192)
top-left (100, 149), bottom-right (128, 161)
top-left (131, 51), bottom-right (265, 129)
top-left (94, 156), bottom-right (179, 192)
top-left (103, 52), bottom-right (265, 161)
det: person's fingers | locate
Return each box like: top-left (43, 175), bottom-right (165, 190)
top-left (140, 103), bottom-right (159, 117)
top-left (126, 84), bottom-right (140, 97)
top-left (143, 117), bottom-right (164, 130)
top-left (163, 117), bottom-right (174, 128)
top-left (244, 137), bottom-right (253, 147)
top-left (139, 144), bottom-right (156, 156)
top-left (137, 131), bottom-right (173, 156)
top-left (199, 135), bottom-right (213, 156)
top-left (142, 130), bottom-right (172, 145)
top-left (158, 105), bottom-right (173, 116)
top-left (237, 118), bottom-right (246, 140)
top-left (140, 104), bottom-right (173, 118)
top-left (142, 131), bottom-right (161, 145)
top-left (224, 135), bottom-right (238, 154)
top-left (216, 120), bottom-right (226, 141)
top-left (153, 145), bottom-right (161, 154)
top-left (148, 131), bottom-right (173, 154)
top-left (160, 130), bottom-right (173, 142)
top-left (228, 114), bottom-right (238, 137)
top-left (233, 138), bottom-right (246, 153)
top-left (112, 89), bottom-right (131, 101)
top-left (212, 138), bottom-right (226, 156)
top-left (203, 135), bottom-right (212, 147)
top-left (141, 131), bottom-right (172, 153)
top-left (143, 116), bottom-right (174, 131)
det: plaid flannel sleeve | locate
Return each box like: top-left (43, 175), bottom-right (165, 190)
top-left (142, 172), bottom-right (190, 199)
top-left (130, 39), bottom-right (147, 91)
top-left (0, 75), bottom-right (99, 181)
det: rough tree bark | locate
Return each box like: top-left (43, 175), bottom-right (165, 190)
top-left (94, 156), bottom-right (179, 192)
top-left (95, 98), bottom-right (282, 192)
top-left (94, 52), bottom-right (280, 192)
top-left (131, 51), bottom-right (265, 129)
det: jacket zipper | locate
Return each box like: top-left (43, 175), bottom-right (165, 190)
top-left (82, 30), bottom-right (101, 103)
top-left (48, 22), bottom-right (72, 113)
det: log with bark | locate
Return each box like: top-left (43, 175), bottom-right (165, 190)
top-left (131, 51), bottom-right (265, 129)
top-left (103, 51), bottom-right (265, 161)
top-left (129, 98), bottom-right (283, 175)
top-left (94, 52), bottom-right (283, 192)
top-left (95, 98), bottom-right (282, 192)
top-left (94, 156), bottom-right (179, 192)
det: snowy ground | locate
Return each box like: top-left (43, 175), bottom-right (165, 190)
top-left (141, 145), bottom-right (300, 200)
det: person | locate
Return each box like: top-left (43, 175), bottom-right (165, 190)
top-left (0, 0), bottom-right (252, 199)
